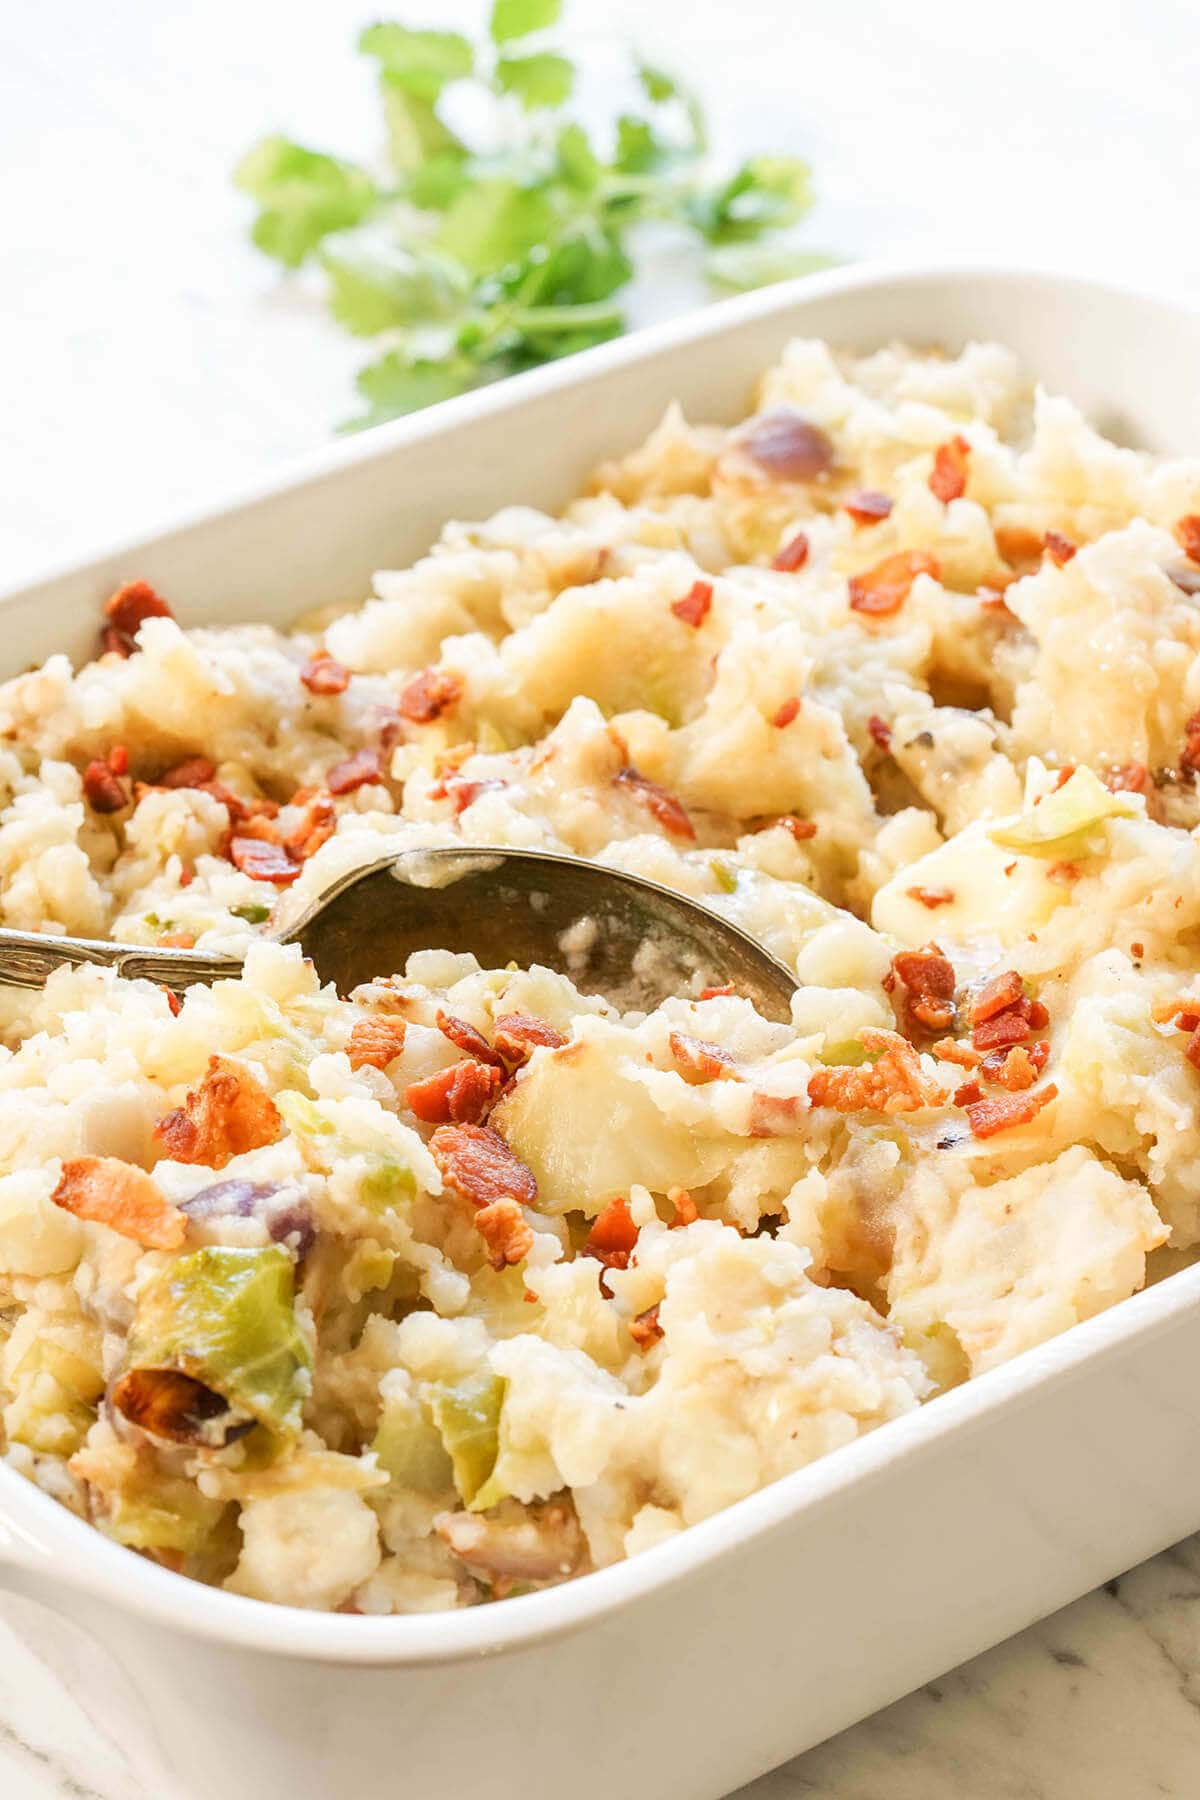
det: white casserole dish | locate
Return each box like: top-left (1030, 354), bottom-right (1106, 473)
top-left (2, 262), bottom-right (1200, 1800)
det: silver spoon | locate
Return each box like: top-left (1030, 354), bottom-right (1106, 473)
top-left (0, 848), bottom-right (799, 1022)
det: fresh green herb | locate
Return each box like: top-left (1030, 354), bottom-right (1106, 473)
top-left (235, 5), bottom-right (828, 428)
top-left (232, 902), bottom-right (273, 925)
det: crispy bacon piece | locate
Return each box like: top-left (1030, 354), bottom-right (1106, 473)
top-left (162, 986), bottom-right (183, 1016)
top-left (82, 758), bottom-right (130, 813)
top-left (153, 1055), bottom-right (281, 1169)
top-left (300, 652), bottom-right (351, 696)
top-left (492, 1013), bottom-right (566, 1065)
top-left (670, 580), bottom-right (713, 628)
top-left (969, 970), bottom-right (1026, 1025)
top-left (399, 668), bottom-right (464, 725)
top-left (965, 1083), bottom-right (1058, 1138)
top-left (843, 489), bottom-right (893, 525)
top-left (1101, 763), bottom-right (1148, 796)
top-left (346, 1016), bottom-right (408, 1071)
top-left (742, 412), bottom-right (834, 480)
top-left (430, 1121), bottom-right (537, 1209)
top-left (995, 523), bottom-right (1045, 566)
top-left (699, 984), bottom-right (734, 1000)
top-left (157, 931), bottom-right (196, 950)
top-left (405, 1060), bottom-right (501, 1125)
top-left (668, 1031), bottom-right (737, 1084)
top-left (584, 1195), bottom-right (639, 1271)
top-left (160, 756), bottom-right (217, 789)
top-left (102, 579), bottom-right (174, 654)
top-left (907, 885), bottom-right (954, 910)
top-left (1181, 713), bottom-right (1200, 777)
top-left (283, 792), bottom-right (337, 862)
top-left (327, 748), bottom-right (384, 795)
top-left (953, 1080), bottom-right (983, 1107)
top-left (980, 1041), bottom-right (1048, 1090)
top-left (891, 947), bottom-right (957, 1034)
top-left (473, 1197), bottom-right (535, 1270)
top-left (808, 1029), bottom-right (949, 1115)
top-left (1174, 515), bottom-right (1200, 564)
top-left (629, 1303), bottom-right (663, 1350)
top-left (1152, 997), bottom-right (1200, 1031)
top-left (612, 765), bottom-right (695, 840)
top-left (436, 1010), bottom-right (507, 1071)
top-left (848, 551), bottom-right (940, 618)
top-left (772, 531), bottom-right (810, 572)
top-left (431, 774), bottom-right (506, 816)
top-left (972, 1004), bottom-right (1036, 1051)
top-left (51, 1156), bottom-right (185, 1250)
top-left (1044, 530), bottom-right (1077, 566)
top-left (867, 713), bottom-right (893, 753)
top-left (771, 696), bottom-right (801, 728)
top-left (668, 1185), bottom-right (698, 1226)
top-left (932, 1037), bottom-right (981, 1069)
top-left (228, 836), bottom-right (301, 885)
top-left (929, 436), bottom-right (970, 504)
top-left (774, 814), bottom-right (818, 841)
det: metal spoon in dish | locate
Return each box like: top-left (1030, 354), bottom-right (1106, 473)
top-left (0, 847), bottom-right (799, 1021)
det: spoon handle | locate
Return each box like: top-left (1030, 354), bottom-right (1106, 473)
top-left (0, 929), bottom-right (241, 992)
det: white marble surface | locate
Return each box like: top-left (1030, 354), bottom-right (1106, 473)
top-left (1, 1), bottom-right (1199, 1795)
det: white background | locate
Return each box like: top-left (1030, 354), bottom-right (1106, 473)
top-left (1, 2), bottom-right (1200, 1795)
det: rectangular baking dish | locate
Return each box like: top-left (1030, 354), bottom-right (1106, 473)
top-left (1, 263), bottom-right (1199, 1800)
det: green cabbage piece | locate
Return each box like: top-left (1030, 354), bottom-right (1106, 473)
top-left (277, 1091), bottom-right (416, 1212)
top-left (104, 1473), bottom-right (231, 1556)
top-left (371, 1387), bottom-right (455, 1494)
top-left (125, 1246), bottom-right (311, 1439)
top-left (426, 1369), bottom-right (506, 1508)
top-left (7, 1340), bottom-right (104, 1457)
top-left (988, 767), bottom-right (1140, 860)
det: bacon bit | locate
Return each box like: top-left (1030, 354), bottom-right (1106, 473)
top-left (1004, 862), bottom-right (1017, 877)
top-left (492, 1013), bottom-right (566, 1065)
top-left (969, 971), bottom-right (1026, 1025)
top-left (670, 580), bottom-right (714, 628)
top-left (405, 1060), bottom-right (501, 1125)
top-left (346, 1016), bottom-right (408, 1071)
top-left (163, 986), bottom-right (183, 1015)
top-left (771, 696), bottom-right (801, 729)
top-left (612, 765), bottom-right (695, 840)
top-left (430, 1121), bottom-right (537, 1210)
top-left (1174, 515), bottom-right (1200, 564)
top-left (771, 531), bottom-right (810, 572)
top-left (584, 1196), bottom-right (639, 1271)
top-left (160, 756), bottom-right (217, 789)
top-left (773, 814), bottom-right (818, 841)
top-left (205, 785), bottom-right (279, 829)
top-left (965, 1083), bottom-right (1058, 1138)
top-left (748, 1092), bottom-right (805, 1137)
top-left (1181, 713), bottom-right (1200, 778)
top-left (932, 1038), bottom-right (981, 1069)
top-left (100, 626), bottom-right (132, 658)
top-left (106, 744), bottom-right (129, 776)
top-left (473, 1197), bottom-right (535, 1271)
top-left (300, 652), bottom-right (351, 697)
top-left (808, 1029), bottom-right (949, 1115)
top-left (436, 1010), bottom-right (507, 1071)
top-left (51, 1156), bottom-right (185, 1250)
top-left (1102, 763), bottom-right (1149, 796)
top-left (668, 1185), bottom-right (698, 1226)
top-left (398, 668), bottom-right (464, 725)
top-left (953, 1080), bottom-right (983, 1107)
top-left (668, 1031), bottom-right (737, 1084)
top-left (980, 1042), bottom-right (1045, 1091)
top-left (431, 774), bottom-right (506, 816)
top-left (978, 586), bottom-right (1015, 615)
top-left (629, 1304), bottom-right (663, 1350)
top-left (1047, 860), bottom-right (1082, 885)
top-left (699, 984), bottom-right (735, 1001)
top-left (929, 436), bottom-right (970, 504)
top-left (82, 758), bottom-right (130, 813)
top-left (1044, 530), bottom-right (1077, 566)
top-left (157, 931), bottom-right (195, 950)
top-left (891, 947), bottom-right (957, 1034)
top-left (848, 551), bottom-right (940, 619)
top-left (1131, 942), bottom-right (1145, 961)
top-left (742, 412), bottom-right (835, 481)
top-left (228, 836), bottom-right (301, 885)
top-left (1152, 997), bottom-right (1200, 1029)
top-left (972, 1004), bottom-right (1035, 1052)
top-left (102, 579), bottom-right (174, 653)
top-left (843, 489), bottom-right (893, 525)
top-left (867, 714), bottom-right (893, 753)
top-left (153, 1056), bottom-right (281, 1170)
top-left (995, 524), bottom-right (1045, 566)
top-left (907, 885), bottom-right (954, 910)
top-left (327, 748), bottom-right (384, 795)
top-left (283, 792), bottom-right (337, 862)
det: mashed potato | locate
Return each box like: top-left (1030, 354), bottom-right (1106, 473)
top-left (0, 337), bottom-right (1197, 1610)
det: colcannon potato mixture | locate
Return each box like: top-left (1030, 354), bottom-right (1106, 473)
top-left (1, 338), bottom-right (1199, 1612)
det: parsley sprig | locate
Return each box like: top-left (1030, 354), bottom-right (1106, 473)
top-left (235, 0), bottom-right (830, 429)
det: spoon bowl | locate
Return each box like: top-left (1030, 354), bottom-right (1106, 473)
top-left (0, 847), bottom-right (799, 1021)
